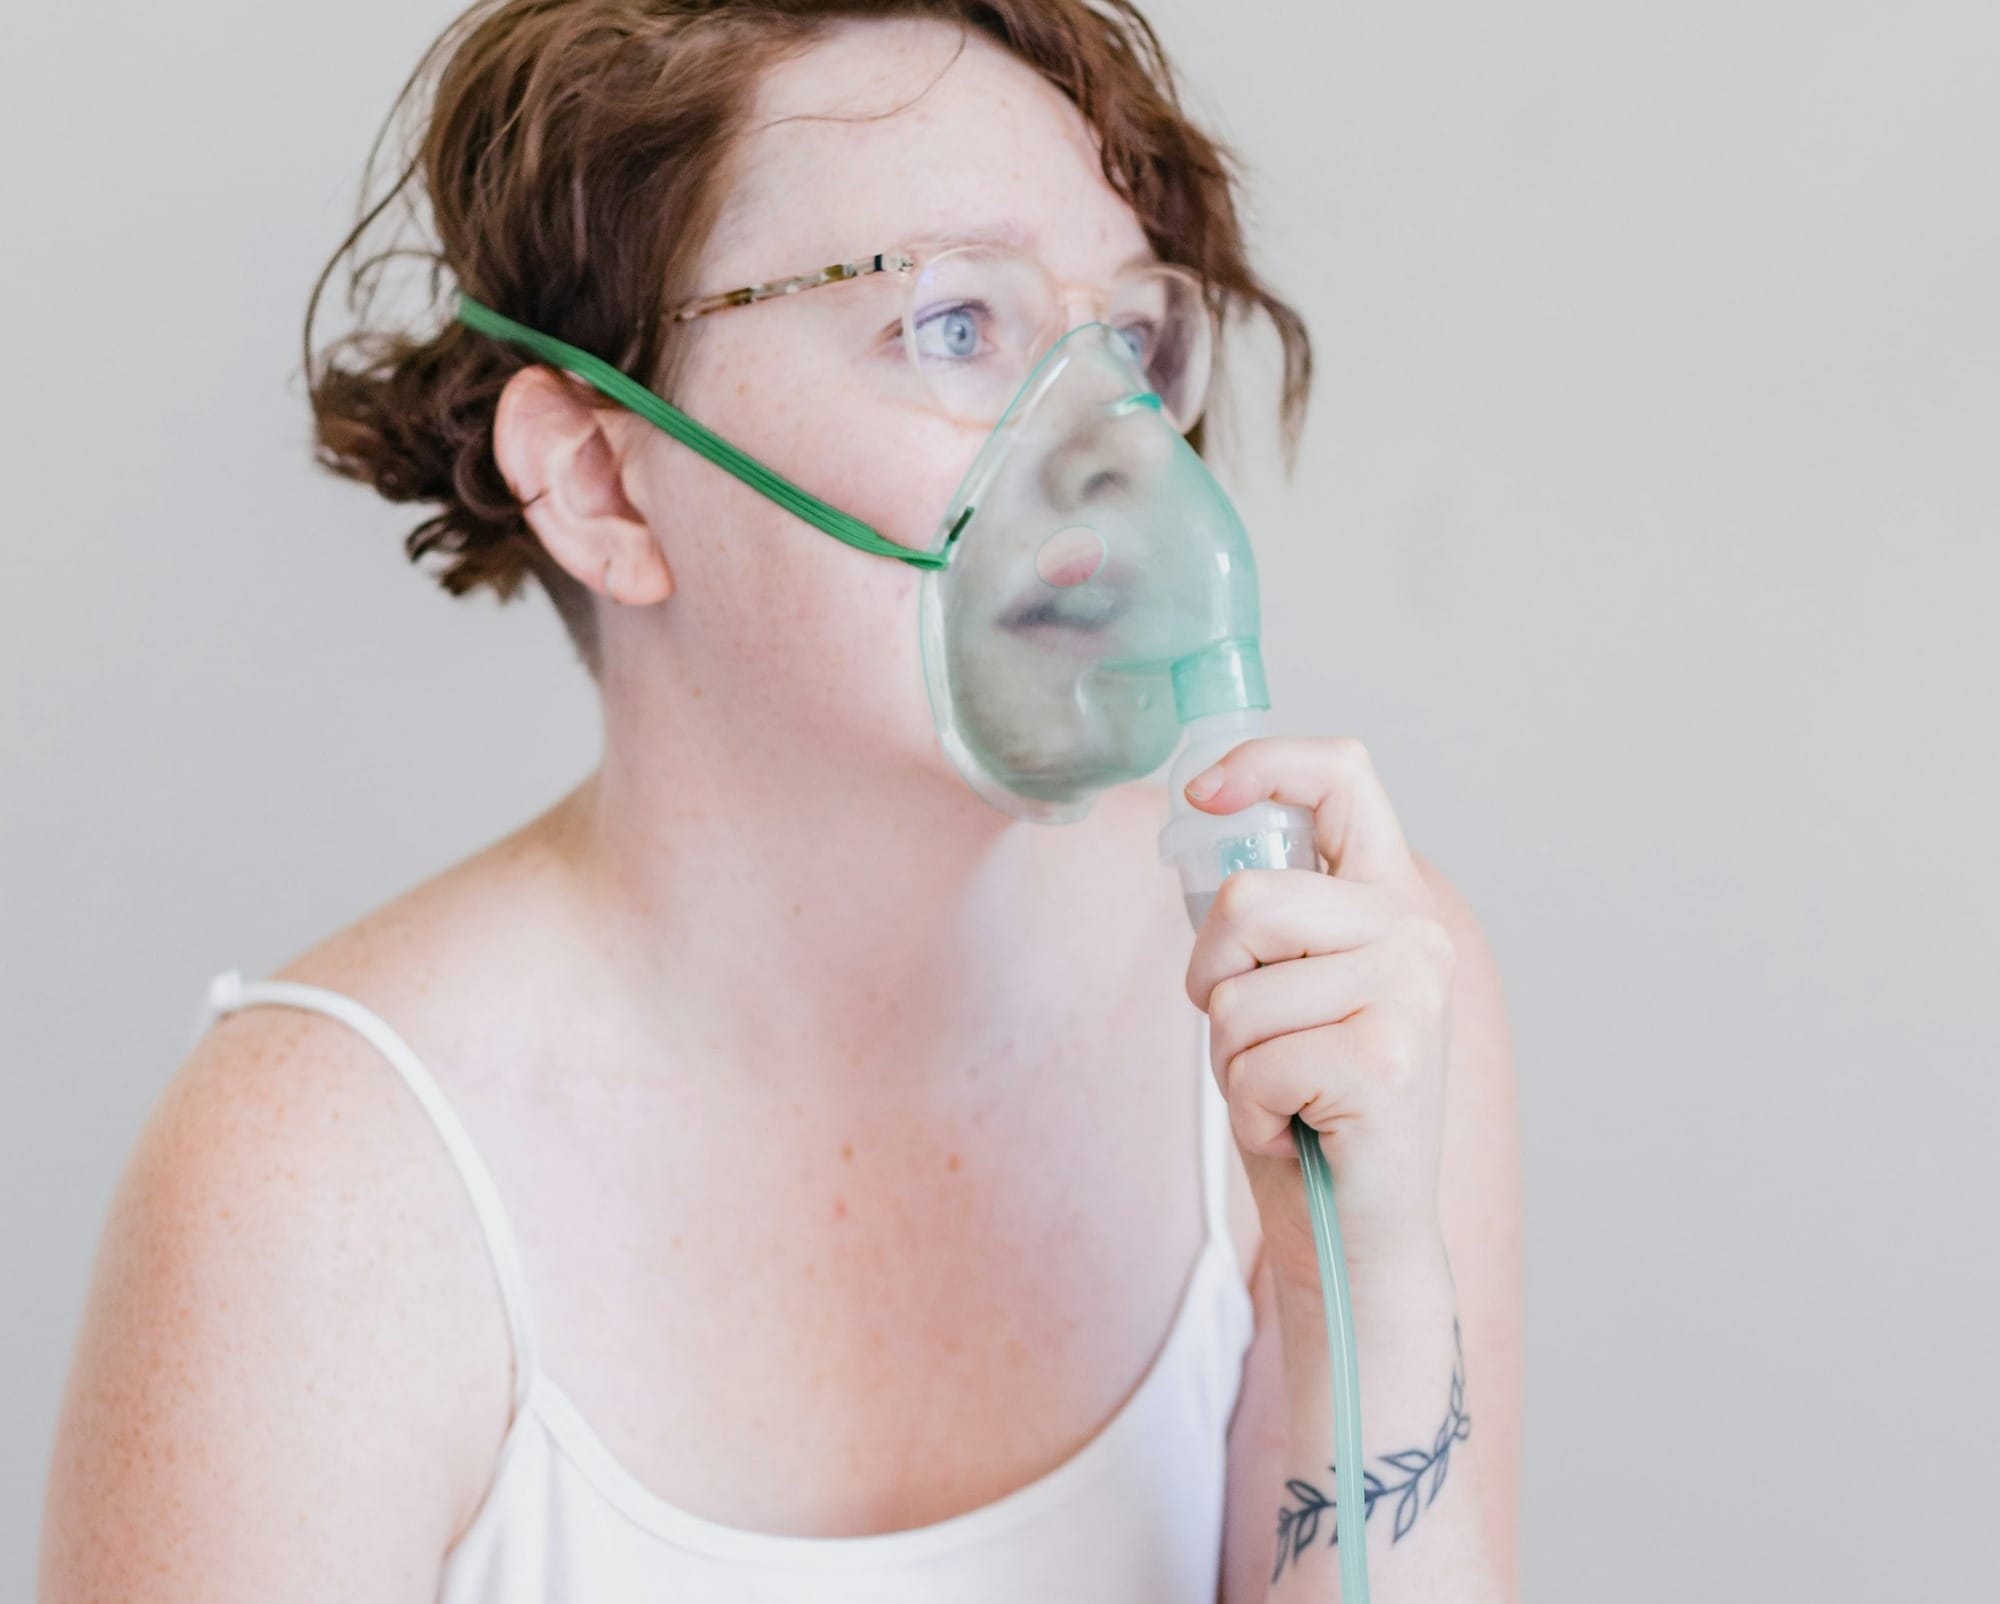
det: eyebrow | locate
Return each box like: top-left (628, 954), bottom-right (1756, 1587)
top-left (908, 221), bottom-right (1163, 277)
top-left (911, 219), bottom-right (1038, 253)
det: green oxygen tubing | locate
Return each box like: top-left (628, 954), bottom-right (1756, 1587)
top-left (1160, 710), bottom-right (1370, 1603)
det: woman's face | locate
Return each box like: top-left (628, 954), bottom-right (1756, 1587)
top-left (619, 19), bottom-right (1166, 808)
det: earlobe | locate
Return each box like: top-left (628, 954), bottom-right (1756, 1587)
top-left (493, 365), bottom-right (673, 606)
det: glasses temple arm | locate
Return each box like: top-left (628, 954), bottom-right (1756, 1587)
top-left (454, 291), bottom-right (947, 572)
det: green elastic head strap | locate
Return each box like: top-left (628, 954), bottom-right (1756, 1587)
top-left (454, 290), bottom-right (949, 571)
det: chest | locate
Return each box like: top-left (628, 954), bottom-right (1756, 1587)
top-left (479, 1020), bottom-right (1231, 1539)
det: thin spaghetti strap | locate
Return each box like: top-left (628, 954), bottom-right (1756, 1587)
top-left (195, 968), bottom-right (541, 1419)
top-left (1197, 1008), bottom-right (1231, 1251)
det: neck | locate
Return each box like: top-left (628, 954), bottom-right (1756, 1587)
top-left (538, 643), bottom-right (1170, 1101)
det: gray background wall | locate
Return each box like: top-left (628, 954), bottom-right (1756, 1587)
top-left (4, 2), bottom-right (1994, 1597)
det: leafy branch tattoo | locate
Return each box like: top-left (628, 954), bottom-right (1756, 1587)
top-left (1270, 1316), bottom-right (1472, 1583)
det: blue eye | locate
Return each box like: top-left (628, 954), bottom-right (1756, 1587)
top-left (1112, 321), bottom-right (1153, 365)
top-left (914, 301), bottom-right (987, 362)
top-left (940, 310), bottom-right (977, 356)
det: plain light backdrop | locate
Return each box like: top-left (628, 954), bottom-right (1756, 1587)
top-left (4, 2), bottom-right (1995, 1598)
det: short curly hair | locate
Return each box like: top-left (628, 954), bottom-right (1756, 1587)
top-left (303, 0), bottom-right (1313, 679)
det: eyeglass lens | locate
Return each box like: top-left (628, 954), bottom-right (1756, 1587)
top-left (905, 246), bottom-right (1212, 431)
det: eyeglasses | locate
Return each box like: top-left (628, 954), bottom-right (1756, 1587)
top-left (673, 241), bottom-right (1215, 434)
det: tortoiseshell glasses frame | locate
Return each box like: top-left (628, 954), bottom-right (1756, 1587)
top-left (670, 241), bottom-right (1215, 433)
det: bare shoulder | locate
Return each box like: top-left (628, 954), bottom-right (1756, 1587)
top-left (38, 847), bottom-right (542, 1599)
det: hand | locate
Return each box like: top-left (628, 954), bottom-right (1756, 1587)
top-left (1180, 736), bottom-right (1455, 1281)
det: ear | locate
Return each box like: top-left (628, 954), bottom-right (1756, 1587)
top-left (491, 365), bottom-right (673, 606)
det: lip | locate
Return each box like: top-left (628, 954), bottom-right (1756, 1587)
top-left (1000, 617), bottom-right (1124, 661)
top-left (1000, 590), bottom-right (1125, 633)
top-left (997, 555), bottom-right (1140, 633)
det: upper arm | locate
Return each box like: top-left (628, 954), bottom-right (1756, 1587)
top-left (1416, 850), bottom-right (1523, 1598)
top-left (38, 1006), bottom-right (512, 1603)
top-left (1215, 852), bottom-right (1523, 1603)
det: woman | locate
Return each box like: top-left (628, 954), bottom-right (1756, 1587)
top-left (41, 3), bottom-right (1521, 1600)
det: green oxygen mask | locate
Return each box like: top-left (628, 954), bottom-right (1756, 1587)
top-left (912, 321), bottom-right (1318, 910)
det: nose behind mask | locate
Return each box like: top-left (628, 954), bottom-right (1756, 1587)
top-left (922, 321), bottom-right (1275, 823)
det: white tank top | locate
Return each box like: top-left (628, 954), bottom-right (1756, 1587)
top-left (195, 967), bottom-right (1256, 1602)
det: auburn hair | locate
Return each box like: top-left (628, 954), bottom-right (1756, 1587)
top-left (304, 0), bottom-right (1313, 677)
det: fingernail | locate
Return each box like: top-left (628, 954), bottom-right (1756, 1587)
top-left (1185, 764), bottom-right (1225, 802)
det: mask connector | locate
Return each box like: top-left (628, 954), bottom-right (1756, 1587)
top-left (1169, 636), bottom-right (1270, 726)
top-left (1157, 706), bottom-right (1320, 928)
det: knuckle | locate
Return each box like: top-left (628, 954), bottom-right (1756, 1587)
top-left (1223, 1030), bottom-right (1270, 1084)
top-left (1400, 909), bottom-right (1456, 966)
top-left (1376, 1032), bottom-right (1420, 1084)
top-left (1206, 971), bottom-right (1244, 1032)
top-left (1216, 1036), bottom-right (1258, 1101)
top-left (1328, 735), bottom-right (1373, 776)
top-left (1425, 951), bottom-right (1456, 1007)
top-left (1210, 869), bottom-right (1260, 926)
top-left (1224, 1094), bottom-right (1262, 1155)
top-left (1392, 953), bottom-right (1446, 1016)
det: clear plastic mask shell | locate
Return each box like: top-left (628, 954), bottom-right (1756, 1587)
top-left (919, 321), bottom-right (1273, 822)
